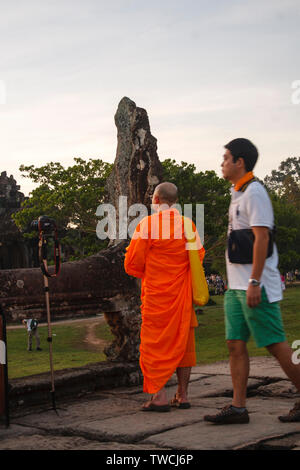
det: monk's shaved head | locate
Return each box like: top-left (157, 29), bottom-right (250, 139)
top-left (154, 182), bottom-right (178, 205)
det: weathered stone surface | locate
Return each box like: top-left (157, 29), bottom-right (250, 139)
top-left (194, 357), bottom-right (288, 379)
top-left (0, 423), bottom-right (37, 440)
top-left (123, 375), bottom-right (265, 404)
top-left (168, 375), bottom-right (265, 400)
top-left (103, 97), bottom-right (163, 360)
top-left (9, 361), bottom-right (142, 410)
top-left (12, 393), bottom-right (145, 429)
top-left (103, 306), bottom-right (142, 362)
top-left (255, 380), bottom-right (300, 398)
top-left (106, 96), bottom-right (163, 246)
top-left (257, 435), bottom-right (300, 450)
top-left (1, 358), bottom-right (300, 451)
top-left (0, 171), bottom-right (37, 269)
top-left (0, 434), bottom-right (166, 450)
top-left (0, 241), bottom-right (137, 322)
top-left (141, 397), bottom-right (300, 450)
top-left (58, 407), bottom-right (206, 444)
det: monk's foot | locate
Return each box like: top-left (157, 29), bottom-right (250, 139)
top-left (170, 393), bottom-right (191, 409)
top-left (141, 397), bottom-right (170, 412)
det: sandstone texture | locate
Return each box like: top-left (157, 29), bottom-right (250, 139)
top-left (1, 357), bottom-right (299, 451)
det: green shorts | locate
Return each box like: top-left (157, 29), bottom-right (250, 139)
top-left (224, 287), bottom-right (286, 348)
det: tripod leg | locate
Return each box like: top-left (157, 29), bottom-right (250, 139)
top-left (43, 275), bottom-right (57, 413)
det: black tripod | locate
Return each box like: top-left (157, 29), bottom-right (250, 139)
top-left (37, 216), bottom-right (61, 413)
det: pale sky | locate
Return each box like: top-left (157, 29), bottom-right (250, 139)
top-left (0, 0), bottom-right (300, 196)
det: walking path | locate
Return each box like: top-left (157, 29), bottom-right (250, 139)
top-left (7, 315), bottom-right (108, 353)
top-left (1, 357), bottom-right (300, 451)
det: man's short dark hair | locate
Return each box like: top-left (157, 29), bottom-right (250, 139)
top-left (224, 138), bottom-right (258, 172)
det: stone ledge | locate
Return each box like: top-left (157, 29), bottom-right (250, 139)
top-left (8, 361), bottom-right (143, 410)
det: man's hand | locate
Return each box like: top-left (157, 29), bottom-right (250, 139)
top-left (248, 226), bottom-right (269, 308)
top-left (247, 284), bottom-right (261, 308)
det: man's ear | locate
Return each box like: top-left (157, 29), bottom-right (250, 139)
top-left (237, 157), bottom-right (246, 170)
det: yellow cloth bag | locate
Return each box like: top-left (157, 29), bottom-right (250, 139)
top-left (183, 217), bottom-right (209, 306)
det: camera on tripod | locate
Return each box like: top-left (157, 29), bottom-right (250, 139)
top-left (31, 215), bottom-right (61, 279)
top-left (31, 216), bottom-right (57, 235)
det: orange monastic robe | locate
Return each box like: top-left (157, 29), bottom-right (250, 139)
top-left (124, 208), bottom-right (205, 394)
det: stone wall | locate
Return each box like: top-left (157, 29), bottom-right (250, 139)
top-left (0, 171), bottom-right (38, 269)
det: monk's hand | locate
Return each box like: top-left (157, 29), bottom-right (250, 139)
top-left (246, 284), bottom-right (261, 308)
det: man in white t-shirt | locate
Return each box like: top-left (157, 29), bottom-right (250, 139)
top-left (22, 318), bottom-right (42, 352)
top-left (204, 138), bottom-right (300, 424)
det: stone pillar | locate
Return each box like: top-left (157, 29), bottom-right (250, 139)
top-left (103, 97), bottom-right (163, 360)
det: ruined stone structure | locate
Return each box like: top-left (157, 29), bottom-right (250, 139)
top-left (0, 97), bottom-right (163, 362)
top-left (106, 97), bottom-right (162, 244)
top-left (102, 97), bottom-right (163, 359)
top-left (0, 172), bottom-right (38, 270)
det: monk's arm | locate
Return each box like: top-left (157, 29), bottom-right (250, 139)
top-left (124, 220), bottom-right (150, 278)
top-left (192, 221), bottom-right (205, 263)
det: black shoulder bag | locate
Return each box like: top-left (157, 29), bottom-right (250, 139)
top-left (227, 178), bottom-right (276, 264)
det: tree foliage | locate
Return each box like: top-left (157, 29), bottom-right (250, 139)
top-left (13, 158), bottom-right (113, 259)
top-left (264, 157), bottom-right (300, 209)
top-left (12, 155), bottom-right (300, 272)
top-left (271, 194), bottom-right (300, 272)
top-left (264, 157), bottom-right (300, 272)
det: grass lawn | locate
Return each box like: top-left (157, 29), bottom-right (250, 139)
top-left (7, 322), bottom-right (112, 380)
top-left (6, 286), bottom-right (300, 379)
top-left (195, 285), bottom-right (300, 364)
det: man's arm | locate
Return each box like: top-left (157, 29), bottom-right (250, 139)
top-left (247, 226), bottom-right (269, 308)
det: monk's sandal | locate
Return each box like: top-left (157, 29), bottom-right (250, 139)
top-left (204, 405), bottom-right (249, 424)
top-left (170, 394), bottom-right (191, 409)
top-left (278, 401), bottom-right (300, 423)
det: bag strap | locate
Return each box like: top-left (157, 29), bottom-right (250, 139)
top-left (238, 177), bottom-right (257, 193)
top-left (229, 177), bottom-right (257, 232)
top-left (182, 217), bottom-right (197, 248)
top-left (233, 178), bottom-right (276, 236)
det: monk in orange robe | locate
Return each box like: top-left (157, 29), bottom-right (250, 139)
top-left (124, 182), bottom-right (205, 411)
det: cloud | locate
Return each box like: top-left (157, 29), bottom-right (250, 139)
top-left (0, 0), bottom-right (299, 195)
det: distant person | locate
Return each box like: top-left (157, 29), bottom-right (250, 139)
top-left (125, 182), bottom-right (205, 411)
top-left (204, 138), bottom-right (300, 425)
top-left (22, 318), bottom-right (42, 352)
top-left (281, 274), bottom-right (286, 291)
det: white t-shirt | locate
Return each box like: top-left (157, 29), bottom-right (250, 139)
top-left (24, 319), bottom-right (33, 332)
top-left (226, 181), bottom-right (282, 303)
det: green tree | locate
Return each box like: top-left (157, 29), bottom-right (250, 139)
top-left (264, 157), bottom-right (300, 209)
top-left (264, 158), bottom-right (300, 272)
top-left (270, 193), bottom-right (300, 273)
top-left (13, 158), bottom-right (113, 260)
